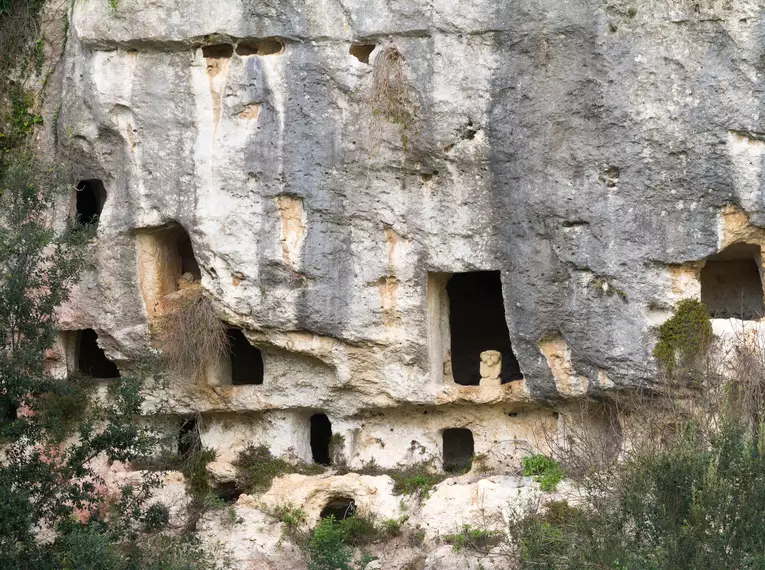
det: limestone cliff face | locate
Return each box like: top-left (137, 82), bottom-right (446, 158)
top-left (54, 0), bottom-right (765, 403)
top-left (41, 0), bottom-right (765, 566)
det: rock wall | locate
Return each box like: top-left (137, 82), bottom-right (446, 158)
top-left (38, 0), bottom-right (765, 567)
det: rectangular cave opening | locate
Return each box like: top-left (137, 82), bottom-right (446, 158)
top-left (76, 329), bottom-right (120, 379)
top-left (446, 271), bottom-right (522, 385)
top-left (226, 328), bottom-right (264, 385)
top-left (75, 179), bottom-right (106, 226)
top-left (443, 427), bottom-right (474, 473)
top-left (701, 243), bottom-right (764, 320)
top-left (310, 413), bottom-right (332, 465)
top-left (136, 223), bottom-right (201, 318)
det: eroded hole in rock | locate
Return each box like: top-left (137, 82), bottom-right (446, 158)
top-left (176, 230), bottom-right (201, 281)
top-left (701, 243), bottom-right (764, 320)
top-left (599, 166), bottom-right (620, 187)
top-left (226, 328), bottom-right (264, 385)
top-left (77, 329), bottom-right (120, 379)
top-left (443, 427), bottom-right (474, 473)
top-left (75, 179), bottom-right (106, 226)
top-left (178, 415), bottom-right (201, 459)
top-left (447, 271), bottom-right (522, 385)
top-left (310, 413), bottom-right (332, 465)
top-left (215, 482), bottom-right (241, 503)
top-left (349, 43), bottom-right (375, 64)
top-left (320, 497), bottom-right (356, 520)
top-left (202, 44), bottom-right (234, 59)
top-left (235, 38), bottom-right (285, 56)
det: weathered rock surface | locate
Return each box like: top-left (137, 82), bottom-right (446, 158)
top-left (38, 0), bottom-right (765, 567)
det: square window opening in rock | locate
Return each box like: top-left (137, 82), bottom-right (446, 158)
top-left (443, 427), bottom-right (474, 473)
top-left (701, 243), bottom-right (765, 320)
top-left (75, 179), bottom-right (106, 226)
top-left (227, 328), bottom-right (263, 385)
top-left (75, 329), bottom-right (120, 379)
top-left (310, 413), bottom-right (332, 465)
top-left (446, 271), bottom-right (522, 385)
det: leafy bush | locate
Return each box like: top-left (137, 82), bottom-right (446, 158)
top-left (358, 460), bottom-right (445, 499)
top-left (653, 298), bottom-right (713, 376)
top-left (308, 516), bottom-right (377, 570)
top-left (442, 524), bottom-right (504, 553)
top-left (522, 454), bottom-right (564, 492)
top-left (143, 503), bottom-right (170, 532)
top-left (270, 503), bottom-right (307, 531)
top-left (234, 444), bottom-right (325, 494)
top-left (512, 420), bottom-right (765, 568)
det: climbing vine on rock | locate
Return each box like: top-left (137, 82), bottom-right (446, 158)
top-left (653, 298), bottom-right (713, 376)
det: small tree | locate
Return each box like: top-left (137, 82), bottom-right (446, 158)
top-left (0, 155), bottom-right (229, 568)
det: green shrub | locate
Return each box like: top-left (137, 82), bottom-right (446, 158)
top-left (382, 515), bottom-right (408, 537)
top-left (143, 503), bottom-right (170, 532)
top-left (522, 455), bottom-right (564, 492)
top-left (390, 471), bottom-right (445, 498)
top-left (442, 524), bottom-right (504, 553)
top-left (358, 460), bottom-right (445, 499)
top-left (653, 298), bottom-right (713, 375)
top-left (273, 504), bottom-right (307, 530)
top-left (234, 444), bottom-right (325, 494)
top-left (511, 420), bottom-right (765, 569)
top-left (308, 516), bottom-right (354, 570)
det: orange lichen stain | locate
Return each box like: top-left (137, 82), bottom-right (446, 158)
top-left (668, 263), bottom-right (702, 295)
top-left (238, 103), bottom-right (261, 120)
top-left (720, 204), bottom-right (765, 251)
top-left (204, 58), bottom-right (229, 130)
top-left (379, 275), bottom-right (400, 326)
top-left (538, 333), bottom-right (588, 397)
top-left (379, 227), bottom-right (403, 327)
top-left (276, 195), bottom-right (306, 269)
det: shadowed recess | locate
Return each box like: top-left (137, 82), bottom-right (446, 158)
top-left (701, 243), bottom-right (764, 320)
top-left (77, 329), bottom-right (120, 379)
top-left (75, 179), bottom-right (106, 226)
top-left (310, 413), bottom-right (332, 465)
top-left (226, 328), bottom-right (264, 385)
top-left (447, 271), bottom-right (522, 385)
top-left (443, 427), bottom-right (474, 473)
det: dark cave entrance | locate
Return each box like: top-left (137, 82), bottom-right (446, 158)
top-left (701, 243), bottom-right (764, 320)
top-left (75, 179), bottom-right (106, 226)
top-left (446, 271), bottom-right (522, 385)
top-left (310, 413), bottom-right (332, 465)
top-left (443, 428), bottom-right (474, 473)
top-left (77, 329), bottom-right (120, 379)
top-left (202, 44), bottom-right (234, 59)
top-left (320, 497), bottom-right (357, 521)
top-left (226, 328), bottom-right (264, 385)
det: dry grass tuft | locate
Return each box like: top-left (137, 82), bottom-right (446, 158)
top-left (157, 289), bottom-right (229, 381)
top-left (372, 46), bottom-right (417, 147)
